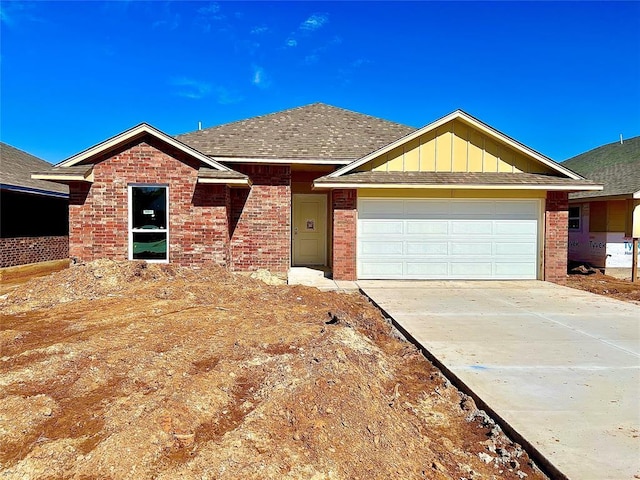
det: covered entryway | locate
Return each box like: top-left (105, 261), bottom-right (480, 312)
top-left (292, 194), bottom-right (327, 266)
top-left (357, 198), bottom-right (540, 279)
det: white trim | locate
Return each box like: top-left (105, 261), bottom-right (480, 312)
top-left (58, 123), bottom-right (231, 172)
top-left (128, 184), bottom-right (169, 264)
top-left (196, 177), bottom-right (251, 186)
top-left (314, 182), bottom-right (603, 191)
top-left (634, 190), bottom-right (640, 199)
top-left (32, 171), bottom-right (94, 183)
top-left (328, 110), bottom-right (583, 180)
top-left (212, 156), bottom-right (352, 165)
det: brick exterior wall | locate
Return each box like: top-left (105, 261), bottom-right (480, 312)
top-left (68, 138), bottom-right (229, 267)
top-left (0, 236), bottom-right (69, 268)
top-left (229, 165), bottom-right (291, 274)
top-left (544, 191), bottom-right (569, 284)
top-left (331, 189), bottom-right (357, 281)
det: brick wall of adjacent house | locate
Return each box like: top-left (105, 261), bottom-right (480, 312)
top-left (544, 191), bottom-right (569, 284)
top-left (0, 236), bottom-right (69, 268)
top-left (229, 165), bottom-right (291, 274)
top-left (331, 189), bottom-right (357, 281)
top-left (68, 138), bottom-right (229, 267)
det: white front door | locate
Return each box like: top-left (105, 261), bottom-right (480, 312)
top-left (357, 198), bottom-right (541, 280)
top-left (293, 194), bottom-right (327, 265)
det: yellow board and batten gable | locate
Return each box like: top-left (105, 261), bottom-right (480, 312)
top-left (357, 117), bottom-right (558, 176)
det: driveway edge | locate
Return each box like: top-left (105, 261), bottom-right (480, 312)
top-left (360, 287), bottom-right (569, 480)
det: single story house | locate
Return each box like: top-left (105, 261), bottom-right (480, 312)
top-left (1, 142), bottom-right (69, 268)
top-left (563, 135), bottom-right (640, 271)
top-left (32, 103), bottom-right (600, 283)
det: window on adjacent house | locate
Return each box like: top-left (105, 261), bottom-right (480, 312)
top-left (129, 185), bottom-right (168, 261)
top-left (568, 206), bottom-right (580, 230)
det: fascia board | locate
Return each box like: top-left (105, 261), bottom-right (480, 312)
top-left (313, 182), bottom-right (604, 191)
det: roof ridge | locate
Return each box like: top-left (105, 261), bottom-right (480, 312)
top-left (176, 102), bottom-right (415, 137)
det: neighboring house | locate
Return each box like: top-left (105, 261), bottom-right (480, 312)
top-left (32, 103), bottom-right (600, 283)
top-left (563, 136), bottom-right (640, 271)
top-left (1, 142), bottom-right (69, 268)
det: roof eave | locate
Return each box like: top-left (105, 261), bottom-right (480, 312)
top-left (0, 183), bottom-right (69, 198)
top-left (197, 177), bottom-right (252, 187)
top-left (313, 182), bottom-right (603, 191)
top-left (32, 169), bottom-right (94, 184)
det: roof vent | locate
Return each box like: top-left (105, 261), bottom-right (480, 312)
top-left (198, 121), bottom-right (202, 131)
top-left (620, 134), bottom-right (623, 144)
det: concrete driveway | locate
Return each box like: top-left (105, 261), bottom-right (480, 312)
top-left (358, 280), bottom-right (640, 480)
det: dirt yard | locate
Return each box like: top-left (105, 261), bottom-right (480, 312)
top-left (0, 260), bottom-right (546, 480)
top-left (566, 271), bottom-right (640, 304)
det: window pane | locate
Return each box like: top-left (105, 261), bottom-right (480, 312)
top-left (568, 207), bottom-right (580, 218)
top-left (569, 219), bottom-right (580, 229)
top-left (133, 232), bottom-right (167, 260)
top-left (132, 187), bottom-right (166, 229)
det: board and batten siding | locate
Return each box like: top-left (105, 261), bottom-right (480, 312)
top-left (359, 119), bottom-right (555, 175)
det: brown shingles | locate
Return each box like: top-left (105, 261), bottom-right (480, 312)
top-left (0, 142), bottom-right (68, 195)
top-left (314, 171), bottom-right (600, 187)
top-left (176, 103), bottom-right (416, 160)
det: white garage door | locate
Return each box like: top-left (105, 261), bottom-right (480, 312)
top-left (357, 199), bottom-right (540, 280)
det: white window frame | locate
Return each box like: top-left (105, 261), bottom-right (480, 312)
top-left (568, 206), bottom-right (581, 231)
top-left (128, 184), bottom-right (169, 263)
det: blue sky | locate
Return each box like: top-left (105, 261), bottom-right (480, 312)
top-left (1, 1), bottom-right (639, 163)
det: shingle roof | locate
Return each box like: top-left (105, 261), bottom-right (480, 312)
top-left (176, 103), bottom-right (416, 161)
top-left (0, 142), bottom-right (68, 196)
top-left (314, 171), bottom-right (600, 188)
top-left (563, 136), bottom-right (640, 199)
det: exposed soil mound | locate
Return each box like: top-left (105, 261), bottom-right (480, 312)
top-left (567, 271), bottom-right (640, 304)
top-left (1, 260), bottom-right (546, 479)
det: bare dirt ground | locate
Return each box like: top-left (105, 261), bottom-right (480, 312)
top-left (1, 260), bottom-right (546, 480)
top-left (566, 271), bottom-right (640, 304)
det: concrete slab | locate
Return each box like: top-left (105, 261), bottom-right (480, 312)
top-left (287, 267), bottom-right (358, 292)
top-left (358, 280), bottom-right (640, 480)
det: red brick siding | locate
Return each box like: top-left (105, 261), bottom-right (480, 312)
top-left (229, 165), bottom-right (291, 274)
top-left (544, 191), bottom-right (569, 284)
top-left (68, 138), bottom-right (229, 267)
top-left (332, 189), bottom-right (357, 281)
top-left (0, 236), bottom-right (69, 268)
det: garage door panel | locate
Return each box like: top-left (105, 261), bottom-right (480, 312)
top-left (360, 241), bottom-right (403, 255)
top-left (406, 242), bottom-right (448, 255)
top-left (359, 261), bottom-right (404, 277)
top-left (451, 242), bottom-right (492, 256)
top-left (495, 201), bottom-right (538, 216)
top-left (450, 262), bottom-right (493, 276)
top-left (360, 221), bottom-right (403, 235)
top-left (451, 221), bottom-right (493, 235)
top-left (495, 261), bottom-right (537, 277)
top-left (405, 200), bottom-right (449, 216)
top-left (359, 200), bottom-right (403, 218)
top-left (357, 199), bottom-right (539, 280)
top-left (406, 262), bottom-right (448, 276)
top-left (494, 221), bottom-right (537, 235)
top-left (454, 201), bottom-right (495, 215)
top-left (406, 221), bottom-right (449, 235)
top-left (495, 242), bottom-right (537, 256)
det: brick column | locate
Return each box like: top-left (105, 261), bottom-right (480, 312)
top-left (544, 191), bottom-right (569, 284)
top-left (332, 189), bottom-right (357, 281)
